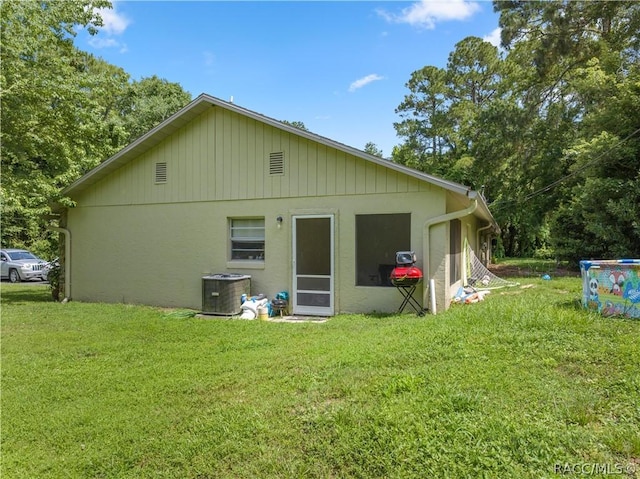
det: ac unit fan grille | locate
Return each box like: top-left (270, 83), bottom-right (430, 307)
top-left (202, 275), bottom-right (251, 315)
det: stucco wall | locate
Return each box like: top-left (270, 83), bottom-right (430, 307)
top-left (67, 190), bottom-right (446, 313)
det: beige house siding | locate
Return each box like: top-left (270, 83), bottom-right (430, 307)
top-left (78, 107), bottom-right (427, 208)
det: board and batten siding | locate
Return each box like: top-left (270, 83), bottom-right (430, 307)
top-left (75, 107), bottom-right (429, 207)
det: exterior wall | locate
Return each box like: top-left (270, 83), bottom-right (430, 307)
top-left (77, 107), bottom-right (420, 207)
top-left (427, 222), bottom-right (448, 313)
top-left (66, 105), bottom-right (488, 314)
top-left (423, 193), bottom-right (480, 313)
top-left (67, 190), bottom-right (444, 313)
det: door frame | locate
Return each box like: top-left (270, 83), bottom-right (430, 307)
top-left (291, 214), bottom-right (335, 316)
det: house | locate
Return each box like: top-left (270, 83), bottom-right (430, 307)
top-left (53, 94), bottom-right (499, 315)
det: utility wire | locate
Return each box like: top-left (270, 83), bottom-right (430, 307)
top-left (488, 126), bottom-right (640, 211)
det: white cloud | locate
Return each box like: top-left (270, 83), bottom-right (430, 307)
top-left (377, 0), bottom-right (480, 29)
top-left (202, 51), bottom-right (216, 77)
top-left (88, 3), bottom-right (130, 51)
top-left (203, 51), bottom-right (215, 67)
top-left (88, 36), bottom-right (128, 53)
top-left (88, 37), bottom-right (118, 49)
top-left (96, 5), bottom-right (130, 35)
top-left (349, 74), bottom-right (384, 92)
top-left (483, 27), bottom-right (502, 48)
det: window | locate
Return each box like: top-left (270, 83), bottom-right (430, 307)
top-left (7, 251), bottom-right (36, 260)
top-left (450, 219), bottom-right (461, 284)
top-left (356, 213), bottom-right (411, 286)
top-left (230, 218), bottom-right (265, 260)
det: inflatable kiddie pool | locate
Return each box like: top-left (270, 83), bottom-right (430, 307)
top-left (580, 259), bottom-right (640, 318)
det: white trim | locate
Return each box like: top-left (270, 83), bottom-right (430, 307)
top-left (292, 214), bottom-right (334, 316)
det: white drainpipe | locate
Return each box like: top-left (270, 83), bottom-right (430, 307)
top-left (47, 226), bottom-right (71, 302)
top-left (423, 194), bottom-right (478, 314)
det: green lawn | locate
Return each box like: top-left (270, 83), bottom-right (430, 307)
top-left (492, 257), bottom-right (576, 274)
top-left (2, 280), bottom-right (639, 478)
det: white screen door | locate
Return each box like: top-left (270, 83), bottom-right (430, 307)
top-left (292, 215), bottom-right (334, 316)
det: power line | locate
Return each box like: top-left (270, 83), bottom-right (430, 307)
top-left (488, 126), bottom-right (640, 211)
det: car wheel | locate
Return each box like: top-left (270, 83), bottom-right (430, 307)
top-left (8, 269), bottom-right (20, 283)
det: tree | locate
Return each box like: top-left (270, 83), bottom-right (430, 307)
top-left (446, 37), bottom-right (502, 155)
top-left (496, 0), bottom-right (640, 260)
top-left (281, 120), bottom-right (308, 131)
top-left (392, 1), bottom-right (640, 259)
top-left (394, 65), bottom-right (450, 171)
top-left (1, 0), bottom-right (112, 257)
top-left (364, 142), bottom-right (384, 158)
top-left (549, 65), bottom-right (640, 262)
top-left (495, 1), bottom-right (640, 76)
top-left (1, 0), bottom-right (192, 259)
top-left (121, 76), bottom-right (192, 143)
top-left (393, 38), bottom-right (502, 179)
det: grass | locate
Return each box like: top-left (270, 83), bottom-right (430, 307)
top-left (2, 279), bottom-right (639, 478)
top-left (492, 257), bottom-right (576, 274)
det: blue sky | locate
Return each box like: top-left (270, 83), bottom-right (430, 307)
top-left (79, 1), bottom-right (502, 157)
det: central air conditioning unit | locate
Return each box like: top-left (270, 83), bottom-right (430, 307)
top-left (202, 274), bottom-right (251, 315)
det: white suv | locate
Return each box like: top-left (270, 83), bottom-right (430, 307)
top-left (0, 249), bottom-right (48, 283)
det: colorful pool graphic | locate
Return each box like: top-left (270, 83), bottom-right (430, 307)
top-left (580, 259), bottom-right (640, 319)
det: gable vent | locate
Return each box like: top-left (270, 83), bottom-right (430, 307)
top-left (155, 162), bottom-right (167, 183)
top-left (269, 152), bottom-right (285, 175)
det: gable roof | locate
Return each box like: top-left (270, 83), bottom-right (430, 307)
top-left (61, 93), bottom-right (497, 227)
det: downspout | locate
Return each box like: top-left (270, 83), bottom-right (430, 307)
top-left (48, 226), bottom-right (71, 302)
top-left (423, 195), bottom-right (478, 314)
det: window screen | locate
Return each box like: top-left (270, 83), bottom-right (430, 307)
top-left (355, 213), bottom-right (410, 286)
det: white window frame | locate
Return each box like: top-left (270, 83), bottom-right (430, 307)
top-left (229, 218), bottom-right (265, 262)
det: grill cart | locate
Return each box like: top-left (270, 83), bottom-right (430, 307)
top-left (390, 251), bottom-right (426, 316)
